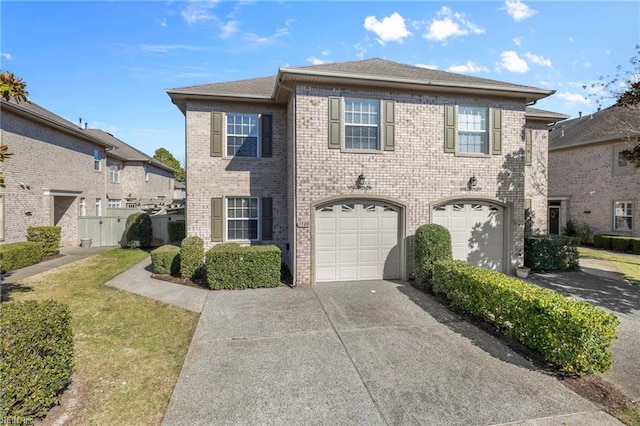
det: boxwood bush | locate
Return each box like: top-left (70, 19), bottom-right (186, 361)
top-left (180, 236), bottom-right (204, 279)
top-left (0, 241), bottom-right (43, 273)
top-left (27, 226), bottom-right (61, 256)
top-left (206, 243), bottom-right (281, 290)
top-left (150, 245), bottom-right (181, 275)
top-left (593, 235), bottom-right (639, 254)
top-left (125, 212), bottom-right (152, 248)
top-left (432, 260), bottom-right (619, 376)
top-left (414, 223), bottom-right (452, 290)
top-left (593, 234), bottom-right (611, 250)
top-left (524, 235), bottom-right (579, 271)
top-left (168, 220), bottom-right (186, 243)
top-left (634, 239), bottom-right (640, 255)
top-left (1, 300), bottom-right (74, 419)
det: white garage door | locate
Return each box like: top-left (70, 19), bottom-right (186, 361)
top-left (432, 202), bottom-right (504, 271)
top-left (316, 202), bottom-right (400, 282)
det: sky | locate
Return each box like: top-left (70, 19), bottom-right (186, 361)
top-left (2, 1), bottom-right (638, 164)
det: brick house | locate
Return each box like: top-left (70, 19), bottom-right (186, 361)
top-left (0, 98), bottom-right (175, 246)
top-left (548, 106), bottom-right (640, 237)
top-left (167, 58), bottom-right (562, 286)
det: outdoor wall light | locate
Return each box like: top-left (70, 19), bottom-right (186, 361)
top-left (356, 174), bottom-right (366, 189)
top-left (467, 176), bottom-right (477, 190)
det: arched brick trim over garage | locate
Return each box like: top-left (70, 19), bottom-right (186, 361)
top-left (431, 197), bottom-right (511, 273)
top-left (311, 197), bottom-right (406, 283)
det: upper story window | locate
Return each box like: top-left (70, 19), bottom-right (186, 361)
top-left (457, 107), bottom-right (488, 154)
top-left (93, 149), bottom-right (101, 171)
top-left (108, 162), bottom-right (120, 183)
top-left (108, 199), bottom-right (121, 209)
top-left (144, 165), bottom-right (149, 182)
top-left (210, 112), bottom-right (272, 159)
top-left (227, 114), bottom-right (259, 157)
top-left (344, 98), bottom-right (379, 150)
top-left (613, 201), bottom-right (633, 231)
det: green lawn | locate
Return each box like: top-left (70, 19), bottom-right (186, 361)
top-left (2, 248), bottom-right (199, 425)
top-left (579, 247), bottom-right (640, 286)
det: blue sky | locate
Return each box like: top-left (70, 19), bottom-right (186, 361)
top-left (2, 1), bottom-right (638, 163)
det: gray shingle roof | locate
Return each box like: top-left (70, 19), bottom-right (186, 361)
top-left (549, 106), bottom-right (640, 150)
top-left (525, 107), bottom-right (569, 122)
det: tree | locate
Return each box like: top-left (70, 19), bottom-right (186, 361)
top-left (153, 148), bottom-right (185, 182)
top-left (0, 70), bottom-right (28, 187)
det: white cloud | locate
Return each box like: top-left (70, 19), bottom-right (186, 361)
top-left (244, 26), bottom-right (289, 44)
top-left (524, 52), bottom-right (552, 68)
top-left (512, 37), bottom-right (522, 46)
top-left (159, 18), bottom-right (167, 27)
top-left (307, 56), bottom-right (326, 65)
top-left (1, 52), bottom-right (13, 60)
top-left (416, 63), bottom-right (438, 70)
top-left (220, 20), bottom-right (240, 39)
top-left (503, 0), bottom-right (537, 22)
top-left (138, 44), bottom-right (204, 54)
top-left (425, 7), bottom-right (485, 42)
top-left (363, 12), bottom-right (411, 45)
top-left (497, 50), bottom-right (529, 73)
top-left (320, 49), bottom-right (330, 56)
top-left (181, 0), bottom-right (219, 25)
top-left (557, 91), bottom-right (591, 106)
top-left (447, 61), bottom-right (489, 73)
top-left (353, 43), bottom-right (367, 59)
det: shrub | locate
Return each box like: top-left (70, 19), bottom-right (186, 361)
top-left (610, 236), bottom-right (633, 253)
top-left (562, 220), bottom-right (592, 245)
top-left (168, 220), bottom-right (186, 243)
top-left (27, 226), bottom-right (61, 256)
top-left (593, 234), bottom-right (611, 250)
top-left (432, 260), bottom-right (619, 376)
top-left (180, 236), bottom-right (204, 279)
top-left (206, 243), bottom-right (281, 290)
top-left (125, 212), bottom-right (152, 248)
top-left (0, 242), bottom-right (43, 273)
top-left (150, 245), bottom-right (181, 275)
top-left (633, 239), bottom-right (640, 255)
top-left (1, 300), bottom-right (74, 419)
top-left (524, 235), bottom-right (579, 271)
top-left (414, 223), bottom-right (453, 290)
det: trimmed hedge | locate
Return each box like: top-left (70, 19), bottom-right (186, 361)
top-left (524, 235), bottom-right (579, 271)
top-left (150, 245), bottom-right (181, 275)
top-left (27, 226), bottom-right (61, 256)
top-left (414, 223), bottom-right (453, 290)
top-left (125, 212), bottom-right (152, 248)
top-left (180, 236), bottom-right (204, 279)
top-left (593, 234), bottom-right (612, 250)
top-left (432, 260), bottom-right (619, 376)
top-left (634, 239), bottom-right (640, 255)
top-left (593, 234), bottom-right (639, 254)
top-left (1, 300), bottom-right (74, 419)
top-left (168, 220), bottom-right (186, 243)
top-left (0, 242), bottom-right (43, 273)
top-left (206, 243), bottom-right (281, 290)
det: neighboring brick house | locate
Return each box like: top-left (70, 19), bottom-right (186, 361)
top-left (167, 58), bottom-right (562, 286)
top-left (548, 106), bottom-right (640, 237)
top-left (0, 98), bottom-right (175, 247)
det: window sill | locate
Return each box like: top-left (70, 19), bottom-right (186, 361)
top-left (454, 152), bottom-right (491, 158)
top-left (340, 149), bottom-right (384, 155)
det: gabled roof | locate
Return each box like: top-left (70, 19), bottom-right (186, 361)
top-left (549, 106), bottom-right (640, 151)
top-left (167, 58), bottom-right (555, 112)
top-left (525, 107), bottom-right (569, 123)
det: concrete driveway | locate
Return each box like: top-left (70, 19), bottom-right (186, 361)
top-left (163, 280), bottom-right (619, 425)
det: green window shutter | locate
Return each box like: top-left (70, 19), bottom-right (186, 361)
top-left (444, 105), bottom-right (456, 153)
top-left (382, 100), bottom-right (395, 151)
top-left (210, 112), bottom-right (223, 157)
top-left (491, 108), bottom-right (502, 155)
top-left (211, 197), bottom-right (223, 242)
top-left (525, 129), bottom-right (532, 166)
top-left (261, 197), bottom-right (273, 240)
top-left (261, 114), bottom-right (272, 158)
top-left (328, 97), bottom-right (341, 149)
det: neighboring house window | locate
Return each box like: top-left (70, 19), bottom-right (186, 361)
top-left (108, 199), bottom-right (121, 208)
top-left (95, 198), bottom-right (102, 216)
top-left (126, 202), bottom-right (137, 209)
top-left (618, 153), bottom-right (628, 167)
top-left (227, 197), bottom-right (258, 240)
top-left (93, 149), bottom-right (101, 171)
top-left (79, 197), bottom-right (86, 217)
top-left (344, 98), bottom-right (379, 150)
top-left (613, 201), bottom-right (633, 231)
top-left (227, 114), bottom-right (259, 157)
top-left (109, 162), bottom-right (120, 183)
top-left (457, 107), bottom-right (488, 154)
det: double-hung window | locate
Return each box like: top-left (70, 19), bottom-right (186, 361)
top-left (108, 199), bottom-right (121, 209)
top-left (108, 162), bottom-right (120, 183)
top-left (227, 197), bottom-right (259, 240)
top-left (613, 201), bottom-right (633, 231)
top-left (227, 114), bottom-right (259, 157)
top-left (457, 107), bottom-right (488, 154)
top-left (344, 98), bottom-right (379, 150)
top-left (93, 149), bottom-right (101, 171)
top-left (95, 198), bottom-right (102, 216)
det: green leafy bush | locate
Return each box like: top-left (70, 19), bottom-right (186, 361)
top-left (168, 220), bottom-right (186, 243)
top-left (562, 219), bottom-right (592, 245)
top-left (125, 212), bottom-right (152, 248)
top-left (414, 223), bottom-right (452, 290)
top-left (432, 260), bottom-right (619, 376)
top-left (524, 235), bottom-right (579, 271)
top-left (180, 236), bottom-right (204, 279)
top-left (0, 242), bottom-right (43, 273)
top-left (1, 300), bottom-right (74, 419)
top-left (610, 236), bottom-right (633, 253)
top-left (150, 245), bottom-right (181, 275)
top-left (594, 235), bottom-right (639, 253)
top-left (27, 226), bottom-right (61, 256)
top-left (593, 234), bottom-right (611, 250)
top-left (206, 243), bottom-right (281, 290)
top-left (633, 239), bottom-right (640, 255)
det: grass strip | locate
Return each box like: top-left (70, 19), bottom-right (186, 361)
top-left (579, 247), bottom-right (640, 286)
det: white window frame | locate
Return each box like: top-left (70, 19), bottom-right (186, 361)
top-left (108, 199), bottom-right (121, 209)
top-left (79, 197), bottom-right (86, 217)
top-left (108, 161), bottom-right (120, 183)
top-left (226, 113), bottom-right (260, 158)
top-left (344, 98), bottom-right (380, 151)
top-left (226, 197), bottom-right (259, 241)
top-left (126, 202), bottom-right (137, 209)
top-left (457, 106), bottom-right (488, 154)
top-left (95, 198), bottom-right (102, 217)
top-left (93, 149), bottom-right (101, 171)
top-left (613, 201), bottom-right (633, 231)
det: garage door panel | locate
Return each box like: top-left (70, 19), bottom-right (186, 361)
top-left (316, 217), bottom-right (337, 231)
top-left (339, 218), bottom-right (358, 231)
top-left (338, 267), bottom-right (357, 281)
top-left (360, 249), bottom-right (378, 262)
top-left (360, 217), bottom-right (379, 230)
top-left (359, 233), bottom-right (379, 247)
top-left (316, 234), bottom-right (336, 249)
top-left (316, 251), bottom-right (336, 263)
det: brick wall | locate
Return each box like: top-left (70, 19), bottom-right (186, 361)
top-left (525, 125), bottom-right (550, 234)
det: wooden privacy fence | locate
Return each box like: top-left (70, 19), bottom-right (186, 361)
top-left (78, 214), bottom-right (185, 247)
